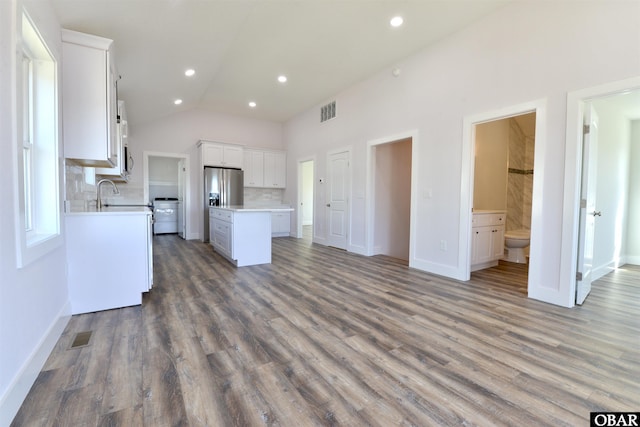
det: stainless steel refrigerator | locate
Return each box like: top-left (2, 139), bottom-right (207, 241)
top-left (203, 166), bottom-right (244, 242)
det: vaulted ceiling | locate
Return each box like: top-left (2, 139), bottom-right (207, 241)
top-left (50, 0), bottom-right (512, 126)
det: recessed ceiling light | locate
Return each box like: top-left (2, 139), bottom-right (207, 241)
top-left (277, 75), bottom-right (287, 83)
top-left (390, 16), bottom-right (404, 27)
top-left (184, 69), bottom-right (195, 77)
top-left (248, 101), bottom-right (257, 108)
top-left (174, 99), bottom-right (183, 105)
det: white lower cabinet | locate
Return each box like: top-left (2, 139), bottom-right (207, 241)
top-left (471, 211), bottom-right (505, 272)
top-left (66, 210), bottom-right (153, 314)
top-left (271, 212), bottom-right (290, 237)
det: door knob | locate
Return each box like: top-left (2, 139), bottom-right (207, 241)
top-left (591, 211), bottom-right (602, 217)
top-left (326, 203), bottom-right (331, 207)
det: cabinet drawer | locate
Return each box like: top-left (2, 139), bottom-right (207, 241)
top-left (212, 219), bottom-right (232, 256)
top-left (473, 212), bottom-right (505, 226)
top-left (210, 208), bottom-right (233, 223)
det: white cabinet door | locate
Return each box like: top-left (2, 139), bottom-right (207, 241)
top-left (271, 212), bottom-right (290, 237)
top-left (203, 144), bottom-right (224, 166)
top-left (264, 151), bottom-right (286, 188)
top-left (244, 150), bottom-right (264, 187)
top-left (223, 145), bottom-right (244, 169)
top-left (471, 212), bottom-right (506, 271)
top-left (491, 226), bottom-right (505, 260)
top-left (474, 226), bottom-right (493, 264)
top-left (212, 219), bottom-right (232, 258)
top-left (202, 142), bottom-right (243, 168)
top-left (62, 30), bottom-right (117, 168)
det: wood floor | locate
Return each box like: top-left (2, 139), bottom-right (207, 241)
top-left (12, 234), bottom-right (640, 426)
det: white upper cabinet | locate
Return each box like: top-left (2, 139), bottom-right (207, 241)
top-left (264, 151), bottom-right (286, 188)
top-left (264, 151), bottom-right (287, 188)
top-left (243, 149), bottom-right (286, 188)
top-left (62, 29), bottom-right (118, 168)
top-left (244, 149), bottom-right (264, 187)
top-left (200, 141), bottom-right (243, 168)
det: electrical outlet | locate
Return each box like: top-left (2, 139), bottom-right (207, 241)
top-left (440, 240), bottom-right (447, 251)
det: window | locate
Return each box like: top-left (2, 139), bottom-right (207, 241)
top-left (16, 11), bottom-right (61, 267)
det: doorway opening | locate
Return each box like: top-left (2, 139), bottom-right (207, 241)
top-left (143, 151), bottom-right (190, 239)
top-left (470, 112), bottom-right (536, 287)
top-left (297, 158), bottom-right (315, 242)
top-left (561, 78), bottom-right (640, 306)
top-left (371, 138), bottom-right (412, 261)
top-left (366, 130), bottom-right (417, 262)
top-left (459, 99), bottom-right (546, 300)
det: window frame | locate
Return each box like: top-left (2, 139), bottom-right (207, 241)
top-left (15, 10), bottom-right (63, 268)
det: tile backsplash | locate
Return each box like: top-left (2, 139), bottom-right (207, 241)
top-left (65, 165), bottom-right (145, 211)
top-left (244, 187), bottom-right (286, 206)
top-left (66, 164), bottom-right (288, 211)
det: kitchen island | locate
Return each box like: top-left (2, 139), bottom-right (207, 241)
top-left (209, 205), bottom-right (293, 267)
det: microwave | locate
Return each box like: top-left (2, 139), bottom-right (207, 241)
top-left (124, 145), bottom-right (133, 174)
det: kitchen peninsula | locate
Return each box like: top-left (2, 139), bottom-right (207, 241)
top-left (209, 205), bottom-right (293, 267)
top-left (65, 207), bottom-right (153, 314)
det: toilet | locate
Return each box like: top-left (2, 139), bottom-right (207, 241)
top-left (503, 229), bottom-right (530, 264)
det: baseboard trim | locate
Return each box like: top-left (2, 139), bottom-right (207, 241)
top-left (0, 301), bottom-right (71, 426)
top-left (410, 258), bottom-right (465, 281)
top-left (625, 256), bottom-right (640, 266)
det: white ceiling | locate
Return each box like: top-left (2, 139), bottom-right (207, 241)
top-left (50, 0), bottom-right (510, 126)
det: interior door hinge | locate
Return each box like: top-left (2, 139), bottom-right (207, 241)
top-left (583, 124), bottom-right (590, 134)
top-left (576, 271), bottom-right (583, 281)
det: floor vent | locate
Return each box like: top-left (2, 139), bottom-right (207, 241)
top-left (321, 101), bottom-right (336, 122)
top-left (70, 331), bottom-right (92, 349)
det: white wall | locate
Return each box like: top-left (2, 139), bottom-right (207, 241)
top-left (302, 161), bottom-right (313, 225)
top-left (474, 120), bottom-right (509, 210)
top-left (627, 120), bottom-right (640, 264)
top-left (0, 1), bottom-right (71, 424)
top-left (590, 99), bottom-right (632, 278)
top-left (283, 0), bottom-right (640, 305)
top-left (127, 108), bottom-right (283, 239)
top-left (149, 156), bottom-right (180, 200)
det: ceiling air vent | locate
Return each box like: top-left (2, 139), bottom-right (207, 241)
top-left (321, 101), bottom-right (336, 123)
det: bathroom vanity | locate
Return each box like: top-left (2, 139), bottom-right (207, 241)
top-left (470, 210), bottom-right (505, 271)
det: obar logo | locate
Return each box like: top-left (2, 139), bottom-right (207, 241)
top-left (591, 413), bottom-right (640, 427)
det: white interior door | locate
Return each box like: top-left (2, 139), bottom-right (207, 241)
top-left (327, 150), bottom-right (350, 249)
top-left (576, 105), bottom-right (599, 305)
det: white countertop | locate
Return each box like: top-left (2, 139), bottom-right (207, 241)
top-left (66, 206), bottom-right (152, 215)
top-left (210, 205), bottom-right (294, 213)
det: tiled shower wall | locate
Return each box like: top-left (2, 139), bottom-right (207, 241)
top-left (506, 119), bottom-right (534, 232)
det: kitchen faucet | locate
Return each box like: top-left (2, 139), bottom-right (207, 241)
top-left (96, 179), bottom-right (120, 210)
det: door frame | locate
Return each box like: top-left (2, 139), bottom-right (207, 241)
top-left (296, 156), bottom-right (315, 239)
top-left (459, 99), bottom-right (546, 291)
top-left (560, 76), bottom-right (640, 307)
top-left (366, 130), bottom-right (418, 261)
top-left (143, 151), bottom-right (190, 239)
